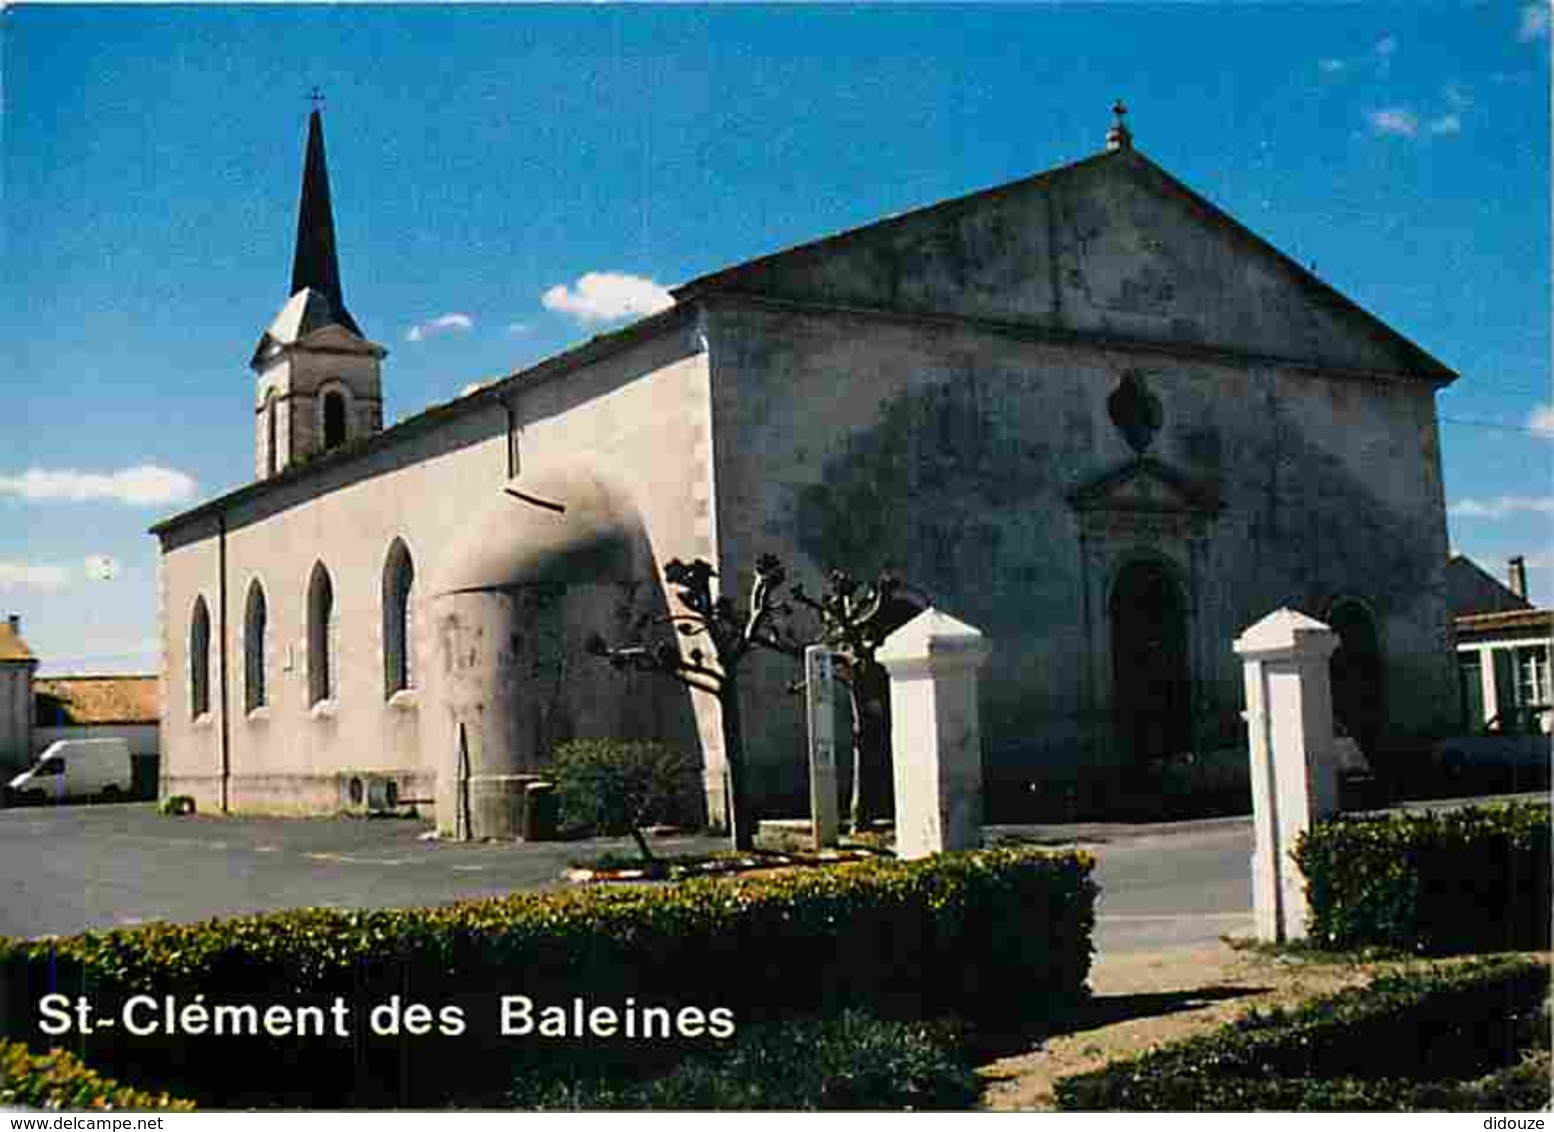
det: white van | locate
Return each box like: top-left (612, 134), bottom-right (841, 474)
top-left (7, 739), bottom-right (133, 804)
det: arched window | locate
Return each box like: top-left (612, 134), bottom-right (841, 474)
top-left (190, 596), bottom-right (211, 719)
top-left (244, 580), bottom-right (268, 712)
top-left (264, 392), bottom-right (278, 477)
top-left (382, 539), bottom-right (416, 697)
top-left (1328, 598), bottom-right (1385, 754)
top-left (322, 390), bottom-right (347, 450)
top-left (1109, 559), bottom-right (1192, 766)
top-left (308, 562), bottom-right (336, 705)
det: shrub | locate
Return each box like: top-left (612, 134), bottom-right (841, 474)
top-left (0, 846), bottom-right (1095, 1108)
top-left (507, 1010), bottom-right (980, 1110)
top-left (1055, 957), bottom-right (1550, 1111)
top-left (0, 1040), bottom-right (195, 1111)
top-left (1294, 801), bottom-right (1551, 954)
top-left (551, 739), bottom-right (702, 857)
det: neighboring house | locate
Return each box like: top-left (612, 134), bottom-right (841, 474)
top-left (152, 107), bottom-right (1460, 833)
top-left (1448, 555), bottom-right (1553, 732)
top-left (0, 618), bottom-right (160, 784)
top-left (33, 675), bottom-right (161, 799)
top-left (0, 616), bottom-right (38, 777)
top-left (33, 675), bottom-right (161, 757)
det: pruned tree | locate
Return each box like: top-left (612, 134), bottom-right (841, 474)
top-left (791, 569), bottom-right (922, 830)
top-left (586, 554), bottom-right (800, 851)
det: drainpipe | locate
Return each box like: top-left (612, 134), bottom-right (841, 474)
top-left (218, 513), bottom-right (231, 813)
top-left (504, 401), bottom-right (518, 479)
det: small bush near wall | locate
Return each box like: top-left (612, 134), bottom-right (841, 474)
top-left (551, 738), bottom-right (702, 847)
top-left (0, 1040), bottom-right (195, 1111)
top-left (1055, 958), bottom-right (1551, 1111)
top-left (1294, 802), bottom-right (1550, 954)
top-left (0, 847), bottom-right (1095, 1108)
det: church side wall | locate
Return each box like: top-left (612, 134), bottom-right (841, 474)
top-left (158, 325), bottom-right (717, 820)
top-left (512, 326), bottom-right (726, 823)
top-left (705, 302), bottom-right (1455, 816)
top-left (160, 515), bottom-right (226, 807)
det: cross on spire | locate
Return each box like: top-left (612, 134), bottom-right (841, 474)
top-left (308, 86), bottom-right (326, 110)
top-left (1107, 99), bottom-right (1134, 152)
top-left (289, 102), bottom-right (363, 336)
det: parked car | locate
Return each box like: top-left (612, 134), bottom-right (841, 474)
top-left (1332, 722), bottom-right (1389, 810)
top-left (5, 738), bottom-right (134, 805)
top-left (1430, 705), bottom-right (1552, 787)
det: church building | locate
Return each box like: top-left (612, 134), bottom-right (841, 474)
top-left (152, 107), bottom-right (1459, 832)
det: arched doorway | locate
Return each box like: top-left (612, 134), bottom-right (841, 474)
top-left (1328, 599), bottom-right (1385, 754)
top-left (1109, 559), bottom-right (1193, 767)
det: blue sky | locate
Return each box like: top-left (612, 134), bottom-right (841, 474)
top-left (2, 3), bottom-right (1549, 675)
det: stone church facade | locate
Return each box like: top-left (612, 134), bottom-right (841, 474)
top-left (153, 109), bottom-right (1459, 832)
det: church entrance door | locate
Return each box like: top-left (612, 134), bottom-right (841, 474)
top-left (1109, 560), bottom-right (1193, 767)
top-left (1329, 600), bottom-right (1385, 755)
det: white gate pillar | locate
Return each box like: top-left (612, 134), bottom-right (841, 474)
top-left (877, 609), bottom-right (990, 860)
top-left (1234, 608), bottom-right (1342, 942)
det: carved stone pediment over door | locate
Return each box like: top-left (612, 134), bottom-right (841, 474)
top-left (1070, 455), bottom-right (1220, 538)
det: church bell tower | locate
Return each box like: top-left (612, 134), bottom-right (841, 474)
top-left (251, 106), bottom-right (386, 480)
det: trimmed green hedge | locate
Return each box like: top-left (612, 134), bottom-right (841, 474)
top-left (0, 1040), bottom-right (195, 1111)
top-left (1055, 958), bottom-right (1551, 1111)
top-left (507, 1010), bottom-right (980, 1110)
top-left (1294, 801), bottom-right (1551, 954)
top-left (1, 846), bottom-right (1095, 1108)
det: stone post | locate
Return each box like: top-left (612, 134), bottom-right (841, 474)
top-left (804, 645), bottom-right (840, 849)
top-left (877, 609), bottom-right (990, 860)
top-left (1234, 608), bottom-right (1342, 943)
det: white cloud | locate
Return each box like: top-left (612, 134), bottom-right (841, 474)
top-left (542, 272), bottom-right (674, 325)
top-left (1429, 114), bottom-right (1463, 135)
top-left (507, 322), bottom-right (533, 337)
top-left (1319, 58), bottom-right (1346, 73)
top-left (1450, 495), bottom-right (1554, 519)
top-left (1368, 108), bottom-right (1419, 137)
top-left (0, 562), bottom-right (70, 591)
top-left (1518, 3), bottom-right (1550, 41)
top-left (0, 465), bottom-right (197, 506)
top-left (1527, 403), bottom-right (1554, 435)
top-left (406, 313), bottom-right (475, 342)
top-left (84, 555), bottom-right (120, 581)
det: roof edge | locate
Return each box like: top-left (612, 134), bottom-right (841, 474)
top-left (673, 149), bottom-right (1115, 302)
top-left (676, 145), bottom-right (1456, 386)
top-left (152, 303), bottom-right (693, 539)
top-left (1128, 150), bottom-right (1457, 384)
top-left (695, 290), bottom-right (1455, 388)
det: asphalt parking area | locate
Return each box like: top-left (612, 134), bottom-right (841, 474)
top-left (0, 802), bottom-right (729, 939)
top-left (5, 792), bottom-right (1532, 947)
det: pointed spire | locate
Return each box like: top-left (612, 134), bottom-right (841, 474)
top-left (289, 108), bottom-right (362, 336)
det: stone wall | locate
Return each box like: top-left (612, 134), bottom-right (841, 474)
top-left (704, 299), bottom-right (1455, 812)
top-left (159, 317), bottom-right (720, 822)
top-left (0, 665), bottom-right (33, 777)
